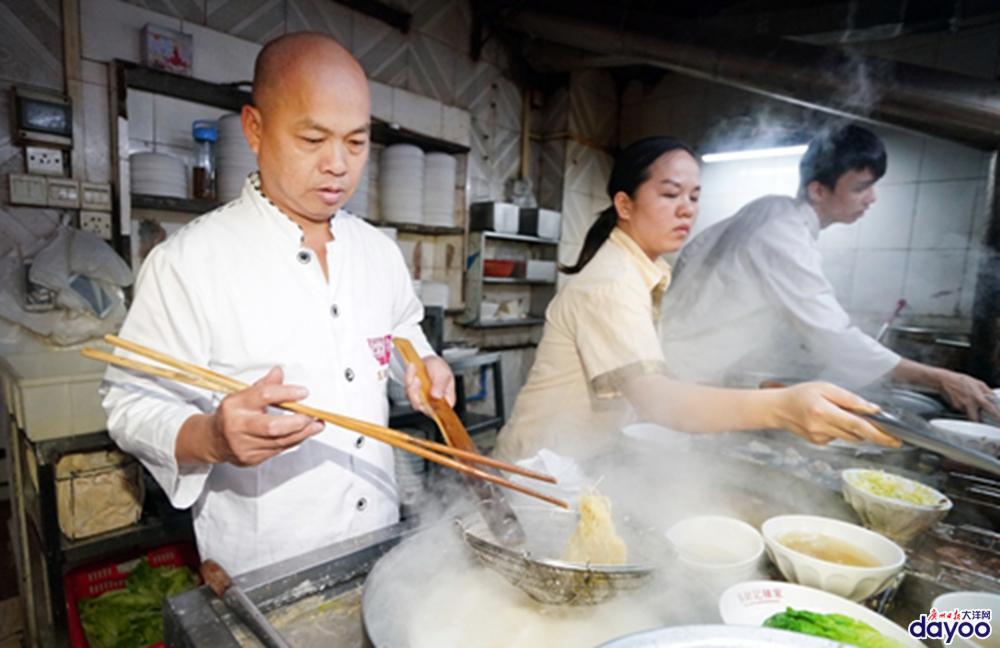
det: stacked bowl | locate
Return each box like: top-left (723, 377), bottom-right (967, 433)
top-left (379, 144), bottom-right (424, 223)
top-left (130, 152), bottom-right (187, 198)
top-left (422, 152), bottom-right (456, 227)
top-left (216, 114), bottom-right (257, 201)
top-left (343, 162), bottom-right (370, 217)
top-left (393, 427), bottom-right (427, 507)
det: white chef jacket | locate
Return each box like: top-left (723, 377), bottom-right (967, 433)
top-left (660, 195), bottom-right (900, 388)
top-left (101, 173), bottom-right (434, 575)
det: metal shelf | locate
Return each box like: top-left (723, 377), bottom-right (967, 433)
top-left (132, 194), bottom-right (220, 214)
top-left (483, 277), bottom-right (555, 286)
top-left (461, 317), bottom-right (545, 329)
top-left (481, 231), bottom-right (559, 245)
top-left (60, 511), bottom-right (193, 567)
top-left (463, 413), bottom-right (504, 434)
top-left (379, 221), bottom-right (464, 236)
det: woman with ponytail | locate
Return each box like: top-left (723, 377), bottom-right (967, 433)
top-left (493, 136), bottom-right (898, 461)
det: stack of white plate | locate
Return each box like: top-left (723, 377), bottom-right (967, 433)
top-left (420, 281), bottom-right (449, 308)
top-left (423, 153), bottom-right (456, 227)
top-left (394, 427), bottom-right (427, 506)
top-left (379, 144), bottom-right (424, 223)
top-left (343, 163), bottom-right (369, 217)
top-left (130, 152), bottom-right (186, 198)
top-left (217, 114), bottom-right (257, 201)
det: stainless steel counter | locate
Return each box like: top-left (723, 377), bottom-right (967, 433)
top-left (164, 522), bottom-right (414, 647)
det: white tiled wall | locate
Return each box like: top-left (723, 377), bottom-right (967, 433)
top-left (557, 71), bottom-right (617, 277)
top-left (622, 67), bottom-right (992, 325)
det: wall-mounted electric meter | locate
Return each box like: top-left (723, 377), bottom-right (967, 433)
top-left (12, 87), bottom-right (73, 148)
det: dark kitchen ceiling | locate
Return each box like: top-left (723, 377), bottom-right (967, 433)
top-left (477, 0), bottom-right (1000, 44)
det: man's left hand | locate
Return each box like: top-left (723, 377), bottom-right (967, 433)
top-left (937, 369), bottom-right (999, 421)
top-left (404, 355), bottom-right (456, 415)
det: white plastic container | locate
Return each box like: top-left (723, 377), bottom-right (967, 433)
top-left (0, 350), bottom-right (107, 440)
top-left (525, 260), bottom-right (557, 283)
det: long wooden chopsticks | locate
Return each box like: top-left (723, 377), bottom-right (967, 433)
top-left (84, 335), bottom-right (566, 508)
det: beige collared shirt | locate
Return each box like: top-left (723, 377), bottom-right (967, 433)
top-left (494, 227), bottom-right (671, 461)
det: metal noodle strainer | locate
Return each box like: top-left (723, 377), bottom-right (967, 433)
top-left (457, 507), bottom-right (664, 606)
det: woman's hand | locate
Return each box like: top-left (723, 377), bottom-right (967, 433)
top-left (770, 382), bottom-right (900, 447)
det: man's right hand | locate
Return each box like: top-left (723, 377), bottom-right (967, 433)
top-left (177, 366), bottom-right (324, 467)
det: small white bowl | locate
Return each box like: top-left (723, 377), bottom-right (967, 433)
top-left (666, 515), bottom-right (764, 588)
top-left (930, 591), bottom-right (1000, 648)
top-left (719, 580), bottom-right (922, 648)
top-left (841, 468), bottom-right (952, 546)
top-left (761, 515), bottom-right (905, 601)
top-left (930, 419), bottom-right (1000, 456)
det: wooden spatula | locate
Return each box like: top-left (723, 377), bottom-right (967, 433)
top-left (394, 338), bottom-right (527, 546)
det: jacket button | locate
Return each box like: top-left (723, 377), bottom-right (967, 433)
top-left (356, 497), bottom-right (367, 511)
top-left (296, 250), bottom-right (311, 264)
top-left (330, 303), bottom-right (339, 318)
top-left (355, 436), bottom-right (365, 449)
top-left (344, 368), bottom-right (355, 382)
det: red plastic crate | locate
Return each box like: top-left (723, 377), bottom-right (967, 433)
top-left (64, 542), bottom-right (200, 648)
top-left (483, 259), bottom-right (518, 277)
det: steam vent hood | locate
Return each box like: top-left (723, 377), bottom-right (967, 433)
top-left (500, 7), bottom-right (1000, 150)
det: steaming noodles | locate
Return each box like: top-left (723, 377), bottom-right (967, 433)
top-left (779, 531), bottom-right (880, 568)
top-left (564, 493), bottom-right (628, 564)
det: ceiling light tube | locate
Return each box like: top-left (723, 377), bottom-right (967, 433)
top-left (701, 144), bottom-right (808, 163)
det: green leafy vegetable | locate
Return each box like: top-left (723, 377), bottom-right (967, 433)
top-left (763, 607), bottom-right (905, 648)
top-left (79, 558), bottom-right (199, 648)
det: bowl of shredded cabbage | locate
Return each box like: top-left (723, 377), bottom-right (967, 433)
top-left (841, 468), bottom-right (952, 546)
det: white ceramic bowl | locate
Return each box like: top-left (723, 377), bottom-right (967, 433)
top-left (841, 468), bottom-right (952, 546)
top-left (930, 418), bottom-right (1000, 456)
top-left (930, 591), bottom-right (1000, 648)
top-left (719, 580), bottom-right (922, 648)
top-left (761, 515), bottom-right (905, 601)
top-left (666, 516), bottom-right (764, 588)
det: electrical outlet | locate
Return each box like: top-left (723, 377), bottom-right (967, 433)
top-left (80, 210), bottom-right (113, 240)
top-left (25, 146), bottom-right (64, 176)
top-left (8, 173), bottom-right (47, 206)
top-left (46, 177), bottom-right (80, 208)
top-left (81, 182), bottom-right (112, 211)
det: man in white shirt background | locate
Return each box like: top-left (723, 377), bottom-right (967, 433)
top-left (102, 32), bottom-right (455, 575)
top-left (661, 124), bottom-right (997, 420)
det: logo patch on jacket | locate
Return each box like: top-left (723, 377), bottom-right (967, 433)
top-left (368, 334), bottom-right (392, 366)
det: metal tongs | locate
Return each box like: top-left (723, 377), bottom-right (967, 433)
top-left (861, 403), bottom-right (1000, 477)
top-left (759, 379), bottom-right (1000, 476)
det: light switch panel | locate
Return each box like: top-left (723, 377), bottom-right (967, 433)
top-left (80, 182), bottom-right (112, 211)
top-left (8, 173), bottom-right (47, 206)
top-left (46, 177), bottom-right (80, 208)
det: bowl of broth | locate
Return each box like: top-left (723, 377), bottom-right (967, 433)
top-left (761, 515), bottom-right (905, 601)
